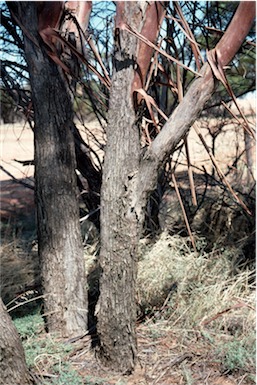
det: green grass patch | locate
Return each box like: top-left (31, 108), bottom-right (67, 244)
top-left (43, 363), bottom-right (83, 385)
top-left (217, 334), bottom-right (256, 373)
top-left (14, 312), bottom-right (81, 383)
top-left (13, 312), bottom-right (44, 340)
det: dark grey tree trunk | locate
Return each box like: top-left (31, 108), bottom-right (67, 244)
top-left (12, 2), bottom-right (87, 337)
top-left (0, 298), bottom-right (33, 385)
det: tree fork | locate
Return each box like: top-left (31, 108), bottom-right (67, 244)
top-left (96, 0), bottom-right (255, 373)
top-left (135, 1), bottom-right (256, 208)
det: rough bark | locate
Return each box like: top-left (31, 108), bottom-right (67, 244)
top-left (133, 62), bottom-right (215, 211)
top-left (12, 2), bottom-right (87, 337)
top-left (0, 298), bottom-right (33, 385)
top-left (96, 2), bottom-right (146, 373)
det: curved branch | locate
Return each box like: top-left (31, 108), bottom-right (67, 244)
top-left (136, 1), bottom-right (255, 209)
top-left (216, 1), bottom-right (256, 67)
top-left (148, 1), bottom-right (255, 166)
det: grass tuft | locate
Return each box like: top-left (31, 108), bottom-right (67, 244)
top-left (137, 232), bottom-right (255, 332)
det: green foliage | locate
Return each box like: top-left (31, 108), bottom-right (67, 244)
top-left (13, 312), bottom-right (44, 339)
top-left (148, 326), bottom-right (165, 340)
top-left (44, 363), bottom-right (83, 385)
top-left (217, 335), bottom-right (256, 373)
top-left (24, 337), bottom-right (73, 368)
top-left (83, 375), bottom-right (108, 385)
top-left (13, 312), bottom-right (84, 384)
top-left (182, 364), bottom-right (194, 385)
top-left (8, 233), bottom-right (256, 383)
top-left (192, 0), bottom-right (255, 106)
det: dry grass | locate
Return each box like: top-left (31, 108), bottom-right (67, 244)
top-left (137, 232), bottom-right (255, 331)
top-left (8, 231), bottom-right (255, 384)
top-left (0, 241), bottom-right (40, 308)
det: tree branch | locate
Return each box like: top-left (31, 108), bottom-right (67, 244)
top-left (216, 1), bottom-right (256, 67)
top-left (136, 0), bottom-right (255, 210)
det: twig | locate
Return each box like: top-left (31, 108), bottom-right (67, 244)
top-left (14, 158), bottom-right (34, 166)
top-left (207, 49), bottom-right (255, 139)
top-left (0, 165), bottom-right (34, 190)
top-left (238, 374), bottom-right (249, 385)
top-left (184, 136), bottom-right (197, 207)
top-left (152, 353), bottom-right (193, 385)
top-left (221, 101), bottom-right (255, 138)
top-left (200, 300), bottom-right (254, 326)
top-left (79, 207), bottom-right (100, 222)
top-left (7, 294), bottom-right (45, 313)
top-left (123, 23), bottom-right (202, 78)
top-left (194, 123), bottom-right (252, 215)
top-left (176, 59), bottom-right (197, 207)
top-left (171, 172), bottom-right (197, 252)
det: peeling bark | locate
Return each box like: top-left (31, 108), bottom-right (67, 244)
top-left (134, 1), bottom-right (255, 209)
top-left (131, 1), bottom-right (167, 99)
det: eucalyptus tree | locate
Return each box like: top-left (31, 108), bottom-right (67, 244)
top-left (0, 0), bottom-right (255, 376)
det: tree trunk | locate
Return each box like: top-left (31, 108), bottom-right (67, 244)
top-left (96, 2), bottom-right (147, 373)
top-left (0, 298), bottom-right (33, 385)
top-left (12, 2), bottom-right (87, 337)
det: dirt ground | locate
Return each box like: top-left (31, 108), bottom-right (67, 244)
top-left (0, 122), bottom-right (34, 181)
top-left (0, 119), bottom-right (104, 221)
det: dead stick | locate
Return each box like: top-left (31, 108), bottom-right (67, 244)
top-left (171, 172), bottom-right (197, 252)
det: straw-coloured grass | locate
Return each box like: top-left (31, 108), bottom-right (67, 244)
top-left (137, 232), bottom-right (255, 333)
